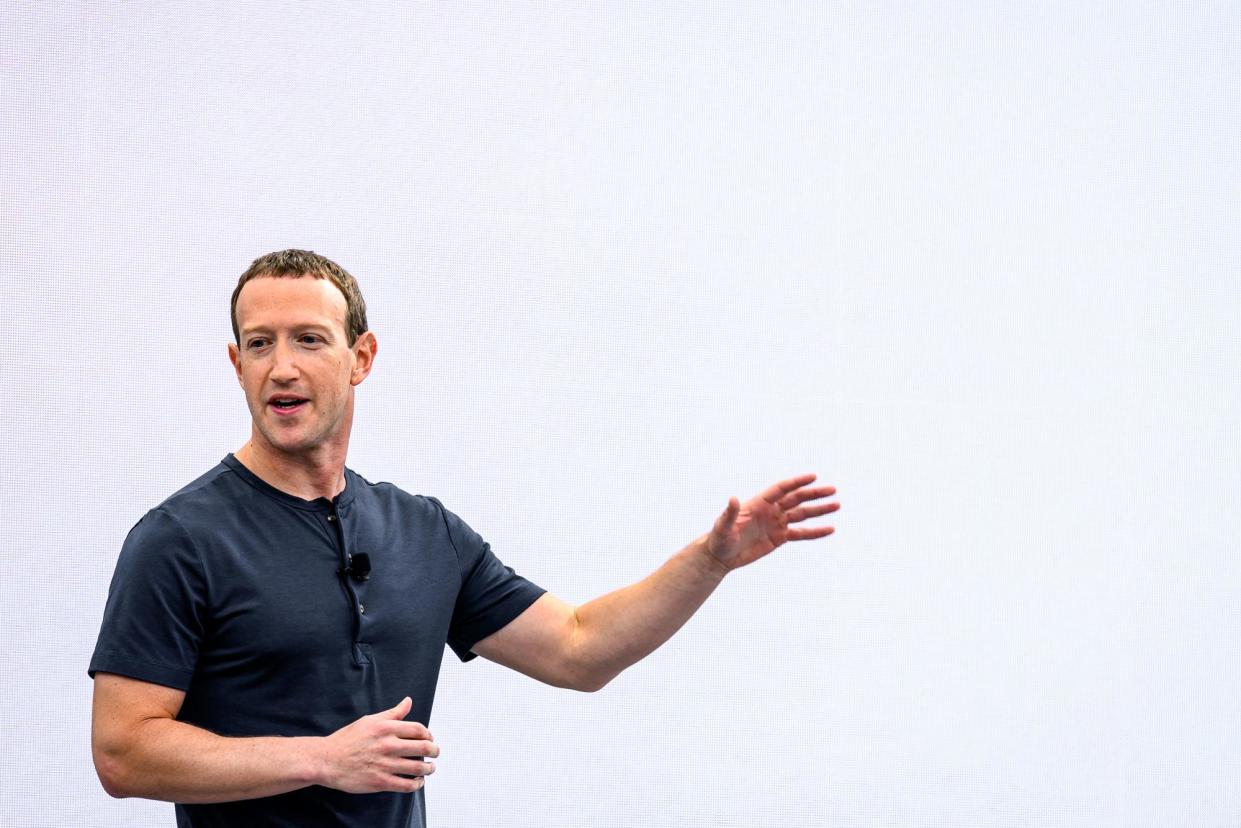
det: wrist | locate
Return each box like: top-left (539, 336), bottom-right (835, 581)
top-left (690, 535), bottom-right (730, 579)
top-left (295, 736), bottom-right (331, 788)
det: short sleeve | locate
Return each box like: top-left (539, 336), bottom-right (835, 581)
top-left (88, 507), bottom-right (209, 690)
top-left (429, 497), bottom-right (547, 663)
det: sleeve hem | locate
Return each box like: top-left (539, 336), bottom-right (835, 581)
top-left (88, 651), bottom-right (194, 692)
top-left (447, 583), bottom-right (548, 663)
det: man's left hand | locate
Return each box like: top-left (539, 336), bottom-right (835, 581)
top-left (703, 473), bottom-right (840, 573)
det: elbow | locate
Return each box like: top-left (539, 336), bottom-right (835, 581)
top-left (93, 749), bottom-right (133, 799)
top-left (563, 653), bottom-right (610, 693)
top-left (557, 653), bottom-right (611, 693)
top-left (570, 666), bottom-right (615, 693)
top-left (92, 735), bottom-right (142, 799)
top-left (100, 776), bottom-right (132, 800)
top-left (567, 610), bottom-right (612, 693)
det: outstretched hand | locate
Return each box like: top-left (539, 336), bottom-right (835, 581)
top-left (703, 473), bottom-right (839, 573)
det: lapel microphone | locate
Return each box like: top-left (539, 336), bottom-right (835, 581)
top-left (341, 553), bottom-right (371, 582)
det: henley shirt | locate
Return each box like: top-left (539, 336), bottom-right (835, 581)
top-left (89, 454), bottom-right (547, 827)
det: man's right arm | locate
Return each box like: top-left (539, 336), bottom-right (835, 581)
top-left (91, 673), bottom-right (439, 803)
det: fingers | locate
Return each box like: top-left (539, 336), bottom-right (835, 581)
top-left (387, 719), bottom-right (434, 742)
top-left (765, 478), bottom-right (838, 541)
top-left (385, 736), bottom-right (440, 759)
top-left (785, 501), bottom-right (840, 523)
top-left (390, 757), bottom-right (437, 777)
top-left (368, 736), bottom-right (440, 792)
top-left (787, 525), bottom-right (834, 541)
top-left (760, 473), bottom-right (819, 503)
top-left (382, 774), bottom-right (426, 793)
top-left (381, 753), bottom-right (437, 795)
top-left (777, 485), bottom-right (837, 511)
top-left (783, 500), bottom-right (840, 541)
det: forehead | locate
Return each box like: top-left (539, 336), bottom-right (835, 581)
top-left (235, 275), bottom-right (348, 332)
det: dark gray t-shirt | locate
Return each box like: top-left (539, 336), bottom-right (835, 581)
top-left (89, 454), bottom-right (546, 827)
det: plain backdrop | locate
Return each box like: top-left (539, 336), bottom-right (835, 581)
top-left (2, 3), bottom-right (1239, 826)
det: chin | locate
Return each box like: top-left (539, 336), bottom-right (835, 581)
top-left (259, 428), bottom-right (320, 455)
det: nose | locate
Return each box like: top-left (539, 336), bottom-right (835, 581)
top-left (269, 338), bottom-right (300, 383)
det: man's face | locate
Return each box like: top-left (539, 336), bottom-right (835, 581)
top-left (228, 275), bottom-right (376, 458)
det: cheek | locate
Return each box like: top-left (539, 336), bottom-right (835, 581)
top-left (329, 356), bottom-right (351, 384)
top-left (239, 365), bottom-right (265, 396)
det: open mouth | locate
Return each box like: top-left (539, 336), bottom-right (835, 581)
top-left (269, 398), bottom-right (309, 415)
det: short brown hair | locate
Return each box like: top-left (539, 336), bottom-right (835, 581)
top-left (230, 249), bottom-right (369, 345)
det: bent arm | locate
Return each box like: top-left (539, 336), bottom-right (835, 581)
top-left (91, 673), bottom-right (436, 803)
top-left (91, 673), bottom-right (323, 803)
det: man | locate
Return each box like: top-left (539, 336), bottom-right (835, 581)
top-left (89, 249), bottom-right (840, 827)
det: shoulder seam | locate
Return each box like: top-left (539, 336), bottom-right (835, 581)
top-left (426, 496), bottom-right (465, 584)
top-left (150, 506), bottom-right (212, 611)
top-left (160, 462), bottom-right (232, 507)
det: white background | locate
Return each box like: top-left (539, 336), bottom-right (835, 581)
top-left (2, 3), bottom-right (1239, 825)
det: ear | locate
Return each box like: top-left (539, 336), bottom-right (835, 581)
top-left (227, 342), bottom-right (243, 384)
top-left (350, 331), bottom-right (378, 386)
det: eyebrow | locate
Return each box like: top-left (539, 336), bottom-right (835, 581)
top-left (240, 323), bottom-right (336, 338)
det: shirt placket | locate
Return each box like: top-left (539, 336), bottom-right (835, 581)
top-left (325, 507), bottom-right (370, 666)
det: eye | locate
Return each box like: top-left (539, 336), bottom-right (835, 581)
top-left (247, 338), bottom-right (269, 349)
top-left (300, 334), bottom-right (323, 345)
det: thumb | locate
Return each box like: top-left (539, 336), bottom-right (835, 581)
top-left (384, 696), bottom-right (412, 719)
top-left (715, 497), bottom-right (740, 530)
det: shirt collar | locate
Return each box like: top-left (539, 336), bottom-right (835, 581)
top-left (221, 453), bottom-right (357, 512)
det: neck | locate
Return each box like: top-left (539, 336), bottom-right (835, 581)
top-left (234, 436), bottom-right (348, 502)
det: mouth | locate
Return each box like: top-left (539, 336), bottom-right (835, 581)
top-left (268, 397), bottom-right (310, 416)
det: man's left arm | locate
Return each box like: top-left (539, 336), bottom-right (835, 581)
top-left (471, 474), bottom-right (839, 692)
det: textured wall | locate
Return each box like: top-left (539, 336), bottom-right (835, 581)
top-left (2, 3), bottom-right (1238, 825)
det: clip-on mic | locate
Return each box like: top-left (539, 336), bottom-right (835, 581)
top-left (341, 553), bottom-right (371, 583)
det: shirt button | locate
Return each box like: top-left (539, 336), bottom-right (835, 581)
top-left (359, 603), bottom-right (366, 614)
top-left (327, 515), bottom-right (337, 523)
